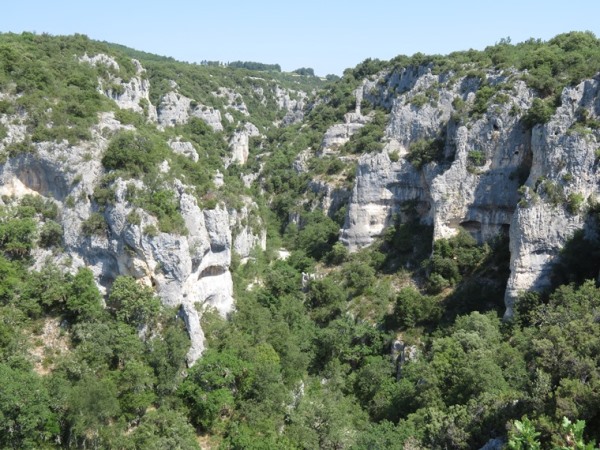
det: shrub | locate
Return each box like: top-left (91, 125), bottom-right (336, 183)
top-left (109, 276), bottom-right (160, 327)
top-left (342, 111), bottom-right (387, 155)
top-left (0, 217), bottom-right (36, 258)
top-left (102, 131), bottom-right (166, 176)
top-left (136, 189), bottom-right (187, 235)
top-left (127, 210), bottom-right (141, 226)
top-left (143, 224), bottom-right (159, 237)
top-left (407, 138), bottom-right (445, 169)
top-left (567, 192), bottom-right (585, 215)
top-left (426, 230), bottom-right (489, 292)
top-left (81, 212), bottom-right (108, 237)
top-left (326, 242), bottom-right (349, 265)
top-left (471, 85), bottom-right (498, 116)
top-left (394, 287), bottom-right (442, 328)
top-left (294, 212), bottom-right (340, 261)
top-left (539, 179), bottom-right (564, 206)
top-left (410, 94), bottom-right (428, 108)
top-left (20, 194), bottom-right (58, 220)
top-left (467, 150), bottom-right (486, 167)
top-left (523, 98), bottom-right (554, 128)
top-left (39, 220), bottom-right (63, 248)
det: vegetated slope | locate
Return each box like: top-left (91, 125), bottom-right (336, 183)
top-left (1, 30), bottom-right (600, 449)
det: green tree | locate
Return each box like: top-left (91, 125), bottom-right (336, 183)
top-left (127, 408), bottom-right (200, 450)
top-left (0, 364), bottom-right (58, 448)
top-left (112, 360), bottom-right (156, 420)
top-left (66, 268), bottom-right (104, 322)
top-left (179, 348), bottom-right (253, 431)
top-left (109, 276), bottom-right (160, 328)
top-left (102, 130), bottom-right (166, 176)
top-left (0, 216), bottom-right (36, 258)
top-left (295, 212), bottom-right (340, 260)
top-left (66, 375), bottom-right (120, 448)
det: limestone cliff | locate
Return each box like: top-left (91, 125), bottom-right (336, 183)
top-left (0, 112), bottom-right (265, 363)
top-left (504, 77), bottom-right (600, 315)
top-left (0, 53), bottom-right (281, 363)
top-left (335, 65), bottom-right (600, 315)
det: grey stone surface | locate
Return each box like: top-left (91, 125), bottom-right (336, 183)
top-left (81, 54), bottom-right (158, 122)
top-left (0, 117), bottom-right (265, 365)
top-left (339, 66), bottom-right (600, 316)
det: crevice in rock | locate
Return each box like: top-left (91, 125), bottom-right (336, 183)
top-left (199, 265), bottom-right (227, 278)
top-left (210, 242), bottom-right (227, 253)
top-left (15, 162), bottom-right (68, 201)
top-left (460, 220), bottom-right (482, 241)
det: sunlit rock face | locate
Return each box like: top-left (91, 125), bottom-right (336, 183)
top-left (339, 66), bottom-right (600, 316)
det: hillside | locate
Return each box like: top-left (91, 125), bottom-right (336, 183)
top-left (0, 31), bottom-right (600, 448)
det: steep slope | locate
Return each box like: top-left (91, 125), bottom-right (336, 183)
top-left (0, 32), bottom-right (322, 363)
top-left (3, 31), bottom-right (600, 449)
top-left (299, 34), bottom-right (600, 317)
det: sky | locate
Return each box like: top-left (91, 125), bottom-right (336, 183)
top-left (1, 1), bottom-right (600, 76)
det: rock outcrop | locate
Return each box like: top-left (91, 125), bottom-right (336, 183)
top-left (275, 86), bottom-right (308, 125)
top-left (157, 91), bottom-right (224, 131)
top-left (504, 77), bottom-right (600, 316)
top-left (228, 122), bottom-right (260, 165)
top-left (342, 71), bottom-right (531, 250)
top-left (168, 138), bottom-right (199, 162)
top-left (321, 112), bottom-right (370, 154)
top-left (81, 54), bottom-right (158, 122)
top-left (213, 87), bottom-right (249, 116)
top-left (340, 152), bottom-right (431, 250)
top-left (0, 134), bottom-right (264, 362)
top-left (339, 65), bottom-right (600, 315)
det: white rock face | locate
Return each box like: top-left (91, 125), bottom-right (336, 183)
top-left (230, 201), bottom-right (267, 262)
top-left (0, 96), bottom-right (27, 150)
top-left (157, 91), bottom-right (223, 131)
top-left (504, 78), bottom-right (600, 316)
top-left (342, 68), bottom-right (533, 249)
top-left (169, 138), bottom-right (199, 162)
top-left (228, 122), bottom-right (260, 165)
top-left (340, 152), bottom-right (430, 250)
top-left (308, 180), bottom-right (352, 217)
top-left (191, 105), bottom-right (223, 131)
top-left (341, 65), bottom-right (600, 317)
top-left (0, 119), bottom-right (264, 364)
top-left (157, 91), bottom-right (191, 127)
top-left (275, 86), bottom-right (308, 125)
top-left (213, 87), bottom-right (249, 116)
top-left (321, 112), bottom-right (370, 154)
top-left (81, 54), bottom-right (158, 122)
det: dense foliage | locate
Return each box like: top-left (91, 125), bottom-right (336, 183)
top-left (1, 31), bottom-right (600, 448)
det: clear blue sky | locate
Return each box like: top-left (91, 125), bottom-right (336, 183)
top-left (1, 1), bottom-right (599, 76)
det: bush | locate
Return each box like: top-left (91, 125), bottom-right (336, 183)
top-left (81, 212), bottom-right (108, 237)
top-left (109, 276), bottom-right (160, 327)
top-left (294, 212), bottom-right (340, 261)
top-left (467, 150), bottom-right (486, 168)
top-left (567, 192), bottom-right (585, 214)
top-left (394, 287), bottom-right (442, 328)
top-left (19, 194), bottom-right (58, 219)
top-left (326, 242), bottom-right (349, 265)
top-left (39, 220), bottom-right (63, 248)
top-left (136, 189), bottom-right (187, 235)
top-left (102, 131), bottom-right (166, 176)
top-left (523, 98), bottom-right (554, 128)
top-left (0, 217), bottom-right (36, 258)
top-left (342, 259), bottom-right (376, 296)
top-left (407, 138), bottom-right (445, 169)
top-left (426, 230), bottom-right (489, 292)
top-left (342, 111), bottom-right (387, 155)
